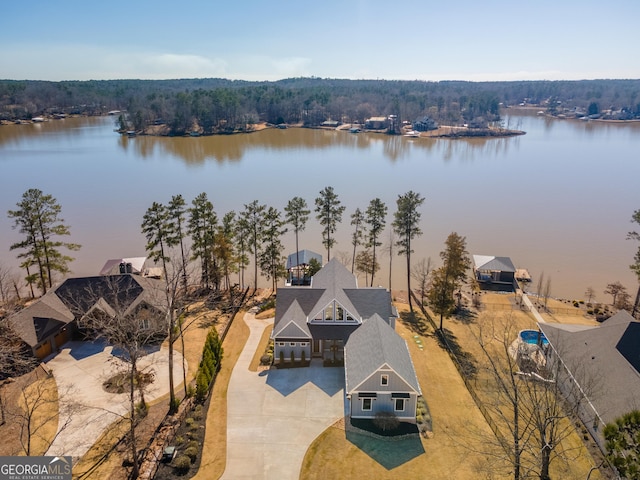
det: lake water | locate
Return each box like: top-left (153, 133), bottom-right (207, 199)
top-left (1, 112), bottom-right (639, 301)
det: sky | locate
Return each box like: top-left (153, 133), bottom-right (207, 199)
top-left (1, 0), bottom-right (639, 82)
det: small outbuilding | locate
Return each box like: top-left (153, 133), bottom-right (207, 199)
top-left (473, 255), bottom-right (516, 290)
top-left (286, 250), bottom-right (322, 286)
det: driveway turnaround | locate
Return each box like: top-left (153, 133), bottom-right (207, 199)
top-left (222, 313), bottom-right (346, 479)
top-left (45, 341), bottom-right (185, 459)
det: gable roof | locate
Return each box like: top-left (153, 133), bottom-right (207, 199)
top-left (473, 255), bottom-right (516, 272)
top-left (8, 291), bottom-right (75, 347)
top-left (272, 299), bottom-right (311, 338)
top-left (539, 310), bottom-right (640, 425)
top-left (286, 250), bottom-right (322, 269)
top-left (344, 314), bottom-right (421, 394)
top-left (55, 274), bottom-right (166, 317)
top-left (7, 274), bottom-right (165, 349)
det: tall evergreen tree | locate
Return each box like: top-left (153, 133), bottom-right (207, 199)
top-left (284, 196), bottom-right (310, 280)
top-left (242, 200), bottom-right (267, 290)
top-left (392, 191), bottom-right (425, 313)
top-left (216, 211), bottom-right (237, 290)
top-left (234, 216), bottom-right (250, 290)
top-left (167, 194), bottom-right (189, 293)
top-left (365, 198), bottom-right (387, 287)
top-left (188, 193), bottom-right (217, 289)
top-left (8, 188), bottom-right (80, 294)
top-left (429, 232), bottom-right (471, 330)
top-left (314, 186), bottom-right (345, 261)
top-left (350, 208), bottom-right (364, 274)
top-left (259, 206), bottom-right (288, 291)
top-left (141, 201), bottom-right (182, 413)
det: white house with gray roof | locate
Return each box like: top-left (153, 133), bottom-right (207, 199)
top-left (272, 258), bottom-right (421, 422)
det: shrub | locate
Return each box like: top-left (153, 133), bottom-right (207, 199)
top-left (184, 446), bottom-right (199, 462)
top-left (173, 454), bottom-right (191, 472)
top-left (186, 385), bottom-right (195, 398)
top-left (185, 417), bottom-right (195, 427)
top-left (193, 405), bottom-right (203, 420)
top-left (279, 351), bottom-right (284, 364)
top-left (301, 350), bottom-right (306, 363)
top-left (373, 411), bottom-right (400, 432)
top-left (186, 440), bottom-right (199, 450)
top-left (174, 435), bottom-right (185, 445)
top-left (290, 350), bottom-right (295, 363)
top-left (260, 354), bottom-right (272, 365)
top-left (587, 309), bottom-right (594, 315)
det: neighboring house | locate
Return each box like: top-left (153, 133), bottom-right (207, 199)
top-left (365, 116), bottom-right (389, 130)
top-left (472, 255), bottom-right (516, 290)
top-left (413, 115), bottom-right (438, 132)
top-left (285, 249), bottom-right (322, 286)
top-left (8, 274), bottom-right (167, 360)
top-left (539, 311), bottom-right (640, 451)
top-left (272, 258), bottom-right (421, 423)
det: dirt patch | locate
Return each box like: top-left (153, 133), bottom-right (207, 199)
top-left (103, 371), bottom-right (155, 394)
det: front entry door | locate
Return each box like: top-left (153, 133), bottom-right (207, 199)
top-left (312, 339), bottom-right (322, 357)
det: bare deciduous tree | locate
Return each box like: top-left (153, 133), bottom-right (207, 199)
top-left (473, 315), bottom-right (602, 480)
top-left (411, 257), bottom-right (432, 306)
top-left (6, 368), bottom-right (75, 456)
top-left (77, 276), bottom-right (168, 479)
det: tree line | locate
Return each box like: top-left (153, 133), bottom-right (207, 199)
top-left (2, 78), bottom-right (639, 134)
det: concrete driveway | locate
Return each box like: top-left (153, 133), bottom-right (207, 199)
top-left (222, 313), bottom-right (346, 480)
top-left (44, 340), bottom-right (185, 459)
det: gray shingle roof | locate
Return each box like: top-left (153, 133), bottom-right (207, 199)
top-left (539, 311), bottom-right (640, 425)
top-left (8, 291), bottom-right (75, 347)
top-left (344, 314), bottom-right (421, 395)
top-left (7, 274), bottom-right (165, 348)
top-left (473, 255), bottom-right (516, 273)
top-left (272, 299), bottom-right (311, 338)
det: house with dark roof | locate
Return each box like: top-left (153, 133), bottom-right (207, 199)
top-left (272, 258), bottom-right (421, 422)
top-left (8, 274), bottom-right (167, 360)
top-left (539, 311), bottom-right (640, 450)
top-left (473, 255), bottom-right (517, 290)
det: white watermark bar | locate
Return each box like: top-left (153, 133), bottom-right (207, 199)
top-left (0, 456), bottom-right (72, 480)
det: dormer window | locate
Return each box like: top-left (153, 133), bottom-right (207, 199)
top-left (381, 374), bottom-right (389, 386)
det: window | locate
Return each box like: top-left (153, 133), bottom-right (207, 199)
top-left (362, 398), bottom-right (372, 411)
top-left (395, 398), bottom-right (405, 411)
top-left (278, 342), bottom-right (285, 346)
top-left (289, 342), bottom-right (296, 347)
top-left (381, 374), bottom-right (389, 386)
top-left (140, 318), bottom-right (150, 330)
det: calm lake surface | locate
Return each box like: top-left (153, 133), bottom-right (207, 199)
top-left (1, 112), bottom-right (639, 301)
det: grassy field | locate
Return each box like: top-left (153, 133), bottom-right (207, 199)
top-left (300, 296), bottom-right (607, 480)
top-left (301, 305), bottom-right (508, 479)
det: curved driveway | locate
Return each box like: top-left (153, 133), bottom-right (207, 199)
top-left (44, 341), bottom-right (185, 459)
top-left (222, 312), bottom-right (345, 479)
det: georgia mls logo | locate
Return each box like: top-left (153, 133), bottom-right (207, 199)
top-left (0, 456), bottom-right (72, 480)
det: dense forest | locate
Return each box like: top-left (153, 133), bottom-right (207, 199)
top-left (1, 78), bottom-right (639, 135)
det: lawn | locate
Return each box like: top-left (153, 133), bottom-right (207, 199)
top-left (191, 308), bottom-right (250, 480)
top-left (300, 298), bottom-right (607, 480)
top-left (300, 305), bottom-right (507, 479)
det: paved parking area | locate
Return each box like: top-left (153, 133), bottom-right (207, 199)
top-left (45, 340), bottom-right (185, 459)
top-left (222, 313), bottom-right (346, 479)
